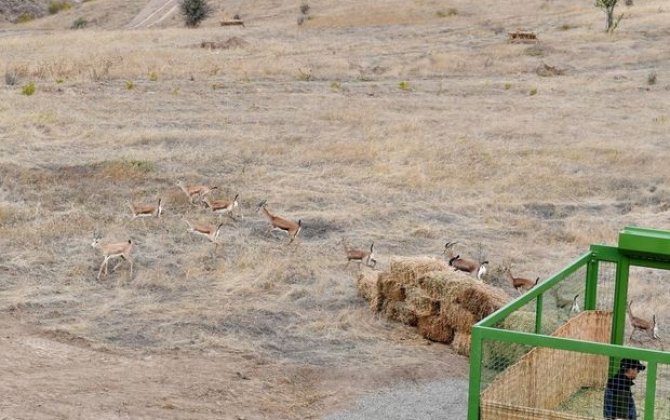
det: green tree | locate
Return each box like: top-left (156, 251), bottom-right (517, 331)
top-left (595, 0), bottom-right (622, 32)
top-left (180, 0), bottom-right (212, 28)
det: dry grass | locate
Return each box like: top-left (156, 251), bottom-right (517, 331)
top-left (0, 0), bottom-right (670, 417)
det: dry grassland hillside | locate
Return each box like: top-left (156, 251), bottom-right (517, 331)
top-left (0, 0), bottom-right (669, 418)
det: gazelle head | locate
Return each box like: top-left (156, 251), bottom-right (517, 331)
top-left (92, 232), bottom-right (103, 248)
top-left (443, 241), bottom-right (459, 256)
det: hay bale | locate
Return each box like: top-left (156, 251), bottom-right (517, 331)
top-left (456, 283), bottom-right (510, 321)
top-left (389, 256), bottom-right (449, 286)
top-left (384, 301), bottom-right (417, 326)
top-left (452, 331), bottom-right (471, 355)
top-left (441, 302), bottom-right (477, 333)
top-left (500, 310), bottom-right (536, 332)
top-left (405, 288), bottom-right (440, 316)
top-left (357, 270), bottom-right (382, 312)
top-left (417, 270), bottom-right (473, 299)
top-left (359, 255), bottom-right (511, 353)
top-left (417, 314), bottom-right (454, 343)
top-left (378, 272), bottom-right (407, 303)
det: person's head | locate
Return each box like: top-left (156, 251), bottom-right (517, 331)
top-left (620, 358), bottom-right (646, 379)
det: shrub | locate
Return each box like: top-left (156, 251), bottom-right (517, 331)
top-left (21, 82), bottom-right (36, 96)
top-left (297, 67), bottom-right (312, 81)
top-left (5, 71), bottom-right (17, 86)
top-left (180, 0), bottom-right (212, 28)
top-left (49, 1), bottom-right (72, 15)
top-left (125, 80), bottom-right (135, 90)
top-left (300, 2), bottom-right (310, 15)
top-left (16, 13), bottom-right (34, 23)
top-left (71, 17), bottom-right (88, 29)
top-left (436, 8), bottom-right (458, 17)
top-left (148, 71), bottom-right (158, 81)
top-left (647, 71), bottom-right (657, 85)
top-left (398, 81), bottom-right (411, 91)
top-left (529, 87), bottom-right (538, 96)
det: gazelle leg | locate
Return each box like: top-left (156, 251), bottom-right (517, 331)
top-left (111, 257), bottom-right (124, 272)
top-left (98, 256), bottom-right (109, 279)
top-left (127, 257), bottom-right (133, 278)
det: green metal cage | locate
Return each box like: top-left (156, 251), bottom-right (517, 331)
top-left (468, 226), bottom-right (670, 420)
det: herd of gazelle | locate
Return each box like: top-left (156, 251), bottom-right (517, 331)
top-left (443, 242), bottom-right (661, 339)
top-left (444, 242), bottom-right (581, 312)
top-left (91, 182), bottom-right (298, 280)
top-left (94, 183), bottom-right (663, 338)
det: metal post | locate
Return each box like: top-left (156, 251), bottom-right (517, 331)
top-left (467, 327), bottom-right (483, 420)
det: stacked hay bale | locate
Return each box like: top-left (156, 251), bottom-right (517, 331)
top-left (357, 256), bottom-right (511, 355)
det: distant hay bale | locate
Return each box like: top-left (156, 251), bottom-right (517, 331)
top-left (357, 269), bottom-right (382, 312)
top-left (452, 331), bottom-right (471, 355)
top-left (417, 314), bottom-right (454, 343)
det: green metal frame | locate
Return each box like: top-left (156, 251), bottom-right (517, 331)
top-left (467, 226), bottom-right (670, 420)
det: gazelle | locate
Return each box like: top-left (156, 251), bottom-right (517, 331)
top-left (184, 220), bottom-right (225, 250)
top-left (257, 200), bottom-right (302, 244)
top-left (176, 181), bottom-right (218, 204)
top-left (128, 198), bottom-right (162, 220)
top-left (443, 242), bottom-right (487, 277)
top-left (344, 241), bottom-right (377, 269)
top-left (551, 288), bottom-right (580, 313)
top-left (203, 193), bottom-right (240, 218)
top-left (91, 235), bottom-right (134, 281)
top-left (503, 266), bottom-right (539, 295)
top-left (477, 261), bottom-right (489, 281)
top-left (627, 300), bottom-right (660, 341)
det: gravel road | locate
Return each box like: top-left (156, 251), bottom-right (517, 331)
top-left (325, 379), bottom-right (469, 420)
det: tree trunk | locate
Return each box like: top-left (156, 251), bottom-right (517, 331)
top-left (606, 7), bottom-right (614, 30)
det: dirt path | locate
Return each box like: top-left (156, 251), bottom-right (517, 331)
top-left (126, 0), bottom-right (179, 29)
top-left (0, 313), bottom-right (275, 419)
top-left (0, 313), bottom-right (468, 419)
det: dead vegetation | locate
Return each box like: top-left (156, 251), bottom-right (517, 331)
top-left (0, 0), bottom-right (669, 418)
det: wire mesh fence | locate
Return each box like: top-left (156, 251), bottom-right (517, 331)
top-left (597, 261), bottom-right (617, 311)
top-left (480, 311), bottom-right (613, 419)
top-left (470, 235), bottom-right (670, 420)
top-left (539, 265), bottom-right (587, 336)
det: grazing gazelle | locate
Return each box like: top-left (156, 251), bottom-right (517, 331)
top-left (184, 220), bottom-right (225, 250)
top-left (91, 235), bottom-right (134, 280)
top-left (176, 181), bottom-right (218, 204)
top-left (257, 200), bottom-right (302, 244)
top-left (128, 198), bottom-right (162, 220)
top-left (344, 241), bottom-right (376, 269)
top-left (203, 193), bottom-right (240, 218)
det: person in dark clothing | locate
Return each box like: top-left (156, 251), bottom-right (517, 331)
top-left (604, 358), bottom-right (646, 420)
